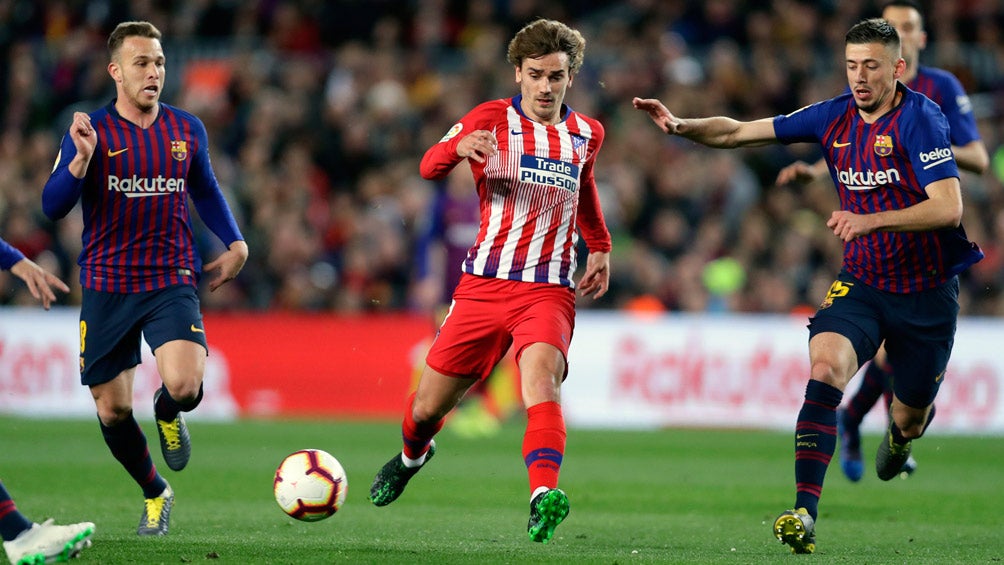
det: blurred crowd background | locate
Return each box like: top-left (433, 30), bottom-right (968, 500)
top-left (1, 0), bottom-right (1002, 318)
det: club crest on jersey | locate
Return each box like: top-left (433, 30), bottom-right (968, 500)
top-left (873, 135), bottom-right (893, 157)
top-left (171, 140), bottom-right (188, 161)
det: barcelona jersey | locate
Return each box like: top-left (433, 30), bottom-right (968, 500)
top-left (43, 100), bottom-right (243, 293)
top-left (907, 65), bottom-right (981, 148)
top-left (774, 82), bottom-right (982, 293)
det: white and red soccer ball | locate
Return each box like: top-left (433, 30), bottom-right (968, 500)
top-left (273, 449), bottom-right (347, 521)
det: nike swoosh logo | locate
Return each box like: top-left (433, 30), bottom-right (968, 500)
top-left (796, 434), bottom-right (818, 439)
top-left (190, 324), bottom-right (205, 334)
top-left (510, 129), bottom-right (525, 136)
top-left (107, 147), bottom-right (129, 157)
top-left (832, 141), bottom-right (851, 148)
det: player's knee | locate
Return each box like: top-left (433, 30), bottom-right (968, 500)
top-left (164, 379), bottom-right (201, 404)
top-left (809, 360), bottom-right (848, 389)
top-left (411, 398), bottom-right (449, 424)
top-left (96, 403), bottom-right (133, 427)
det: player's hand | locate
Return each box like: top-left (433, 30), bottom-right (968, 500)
top-left (578, 251), bottom-right (609, 300)
top-left (632, 97), bottom-right (681, 135)
top-left (826, 210), bottom-right (874, 242)
top-left (776, 161), bottom-right (822, 186)
top-left (9, 258), bottom-right (70, 310)
top-left (69, 111), bottom-right (96, 161)
top-left (204, 240), bottom-right (248, 292)
top-left (456, 130), bottom-right (497, 163)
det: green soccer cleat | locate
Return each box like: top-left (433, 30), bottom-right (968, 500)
top-left (368, 441), bottom-right (436, 507)
top-left (2, 519), bottom-right (94, 564)
top-left (773, 508), bottom-right (816, 554)
top-left (876, 427), bottom-right (913, 481)
top-left (154, 389), bottom-right (191, 472)
top-left (137, 486), bottom-right (174, 536)
top-left (527, 488), bottom-right (570, 544)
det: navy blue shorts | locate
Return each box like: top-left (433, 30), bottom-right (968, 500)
top-left (79, 284), bottom-right (208, 386)
top-left (807, 270), bottom-right (959, 408)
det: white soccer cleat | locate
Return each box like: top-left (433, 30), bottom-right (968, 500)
top-left (2, 518), bottom-right (94, 564)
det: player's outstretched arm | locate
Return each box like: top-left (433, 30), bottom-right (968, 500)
top-left (203, 240), bottom-right (248, 292)
top-left (632, 97), bottom-right (777, 148)
top-left (9, 258), bottom-right (70, 310)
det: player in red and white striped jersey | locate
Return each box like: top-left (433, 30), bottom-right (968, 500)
top-left (370, 18), bottom-right (611, 544)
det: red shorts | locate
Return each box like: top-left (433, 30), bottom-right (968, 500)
top-left (425, 274), bottom-right (576, 381)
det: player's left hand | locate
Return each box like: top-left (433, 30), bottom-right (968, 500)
top-left (9, 258), bottom-right (70, 310)
top-left (204, 240), bottom-right (249, 292)
top-left (827, 210), bottom-right (874, 242)
top-left (578, 251), bottom-right (610, 299)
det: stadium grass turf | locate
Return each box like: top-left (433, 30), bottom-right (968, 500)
top-left (2, 416), bottom-right (1001, 564)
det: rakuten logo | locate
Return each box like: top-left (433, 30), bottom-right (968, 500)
top-left (107, 175), bottom-right (186, 198)
top-left (919, 147), bottom-right (953, 170)
top-left (837, 167), bottom-right (901, 191)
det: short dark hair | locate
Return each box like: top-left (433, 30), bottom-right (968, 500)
top-left (882, 0), bottom-right (925, 27)
top-left (845, 17), bottom-right (901, 50)
top-left (108, 21), bottom-right (162, 59)
top-left (882, 0), bottom-right (924, 15)
top-left (506, 19), bottom-right (586, 74)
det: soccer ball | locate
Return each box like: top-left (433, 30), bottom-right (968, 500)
top-left (273, 449), bottom-right (347, 521)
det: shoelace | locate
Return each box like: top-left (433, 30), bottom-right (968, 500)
top-left (158, 420), bottom-right (181, 450)
top-left (887, 432), bottom-right (911, 454)
top-left (144, 498), bottom-right (165, 528)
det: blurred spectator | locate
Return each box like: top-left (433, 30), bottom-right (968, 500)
top-left (0, 0), bottom-right (1001, 316)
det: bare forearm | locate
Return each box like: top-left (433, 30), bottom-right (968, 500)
top-left (952, 141), bottom-right (989, 175)
top-left (870, 197), bottom-right (962, 232)
top-left (674, 116), bottom-right (745, 148)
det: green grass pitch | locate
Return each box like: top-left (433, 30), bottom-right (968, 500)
top-left (2, 416), bottom-right (1001, 564)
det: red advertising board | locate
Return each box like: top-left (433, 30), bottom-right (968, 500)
top-left (204, 312), bottom-right (433, 419)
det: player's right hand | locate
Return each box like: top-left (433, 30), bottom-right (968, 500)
top-left (632, 97), bottom-right (681, 135)
top-left (69, 111), bottom-right (96, 160)
top-left (456, 130), bottom-right (497, 163)
top-left (776, 161), bottom-right (820, 186)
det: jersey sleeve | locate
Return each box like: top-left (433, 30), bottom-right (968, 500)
top-left (0, 238), bottom-right (26, 270)
top-left (772, 100), bottom-right (829, 145)
top-left (419, 102), bottom-right (497, 180)
top-left (935, 72), bottom-right (981, 147)
top-left (575, 122), bottom-right (611, 253)
top-left (904, 99), bottom-right (959, 187)
top-left (41, 132), bottom-right (85, 220)
top-left (186, 117), bottom-right (244, 246)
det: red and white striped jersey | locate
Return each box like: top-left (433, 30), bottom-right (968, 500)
top-left (420, 96), bottom-right (611, 288)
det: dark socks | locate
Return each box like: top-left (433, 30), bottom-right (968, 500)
top-left (793, 380), bottom-right (843, 520)
top-left (0, 482), bottom-right (33, 541)
top-left (846, 361), bottom-right (890, 427)
top-left (154, 383), bottom-right (204, 422)
top-left (99, 412), bottom-right (168, 498)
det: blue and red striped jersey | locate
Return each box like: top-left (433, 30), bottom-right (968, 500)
top-left (43, 100), bottom-right (243, 293)
top-left (774, 82), bottom-right (982, 293)
top-left (907, 65), bottom-right (981, 147)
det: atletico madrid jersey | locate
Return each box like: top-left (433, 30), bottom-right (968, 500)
top-left (420, 95), bottom-right (611, 288)
top-left (42, 100), bottom-right (243, 293)
top-left (773, 82), bottom-right (982, 293)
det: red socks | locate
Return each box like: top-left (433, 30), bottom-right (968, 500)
top-left (522, 401), bottom-right (566, 492)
